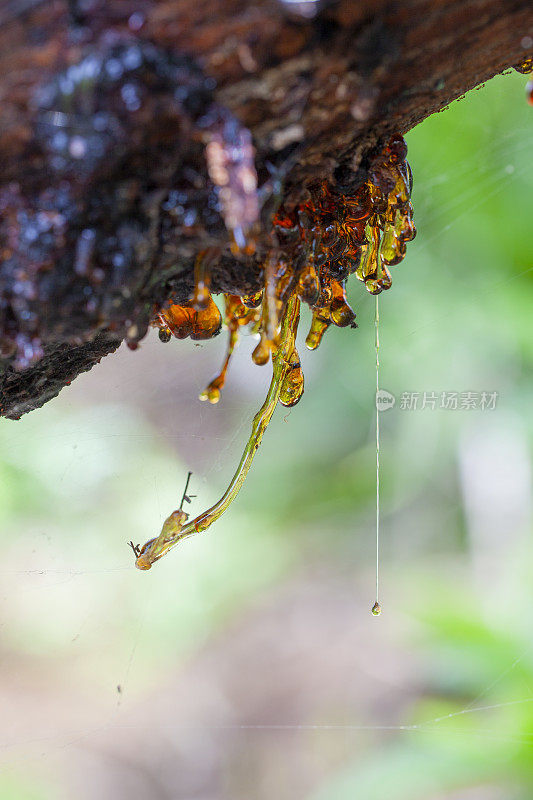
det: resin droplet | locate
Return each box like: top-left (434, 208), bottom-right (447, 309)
top-left (199, 385), bottom-right (221, 404)
top-left (252, 332), bottom-right (271, 365)
top-left (330, 280), bottom-right (356, 328)
top-left (305, 308), bottom-right (331, 350)
top-left (241, 289), bottom-right (263, 309)
top-left (158, 326), bottom-right (172, 343)
top-left (194, 297), bottom-right (223, 339)
top-left (371, 601), bottom-right (382, 616)
top-left (155, 296), bottom-right (222, 341)
top-left (279, 348), bottom-right (304, 407)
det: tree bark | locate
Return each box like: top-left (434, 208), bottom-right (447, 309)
top-left (0, 0), bottom-right (531, 418)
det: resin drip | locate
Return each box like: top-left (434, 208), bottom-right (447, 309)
top-left (200, 295), bottom-right (261, 403)
top-left (155, 297), bottom-right (222, 340)
top-left (138, 134), bottom-right (416, 569)
top-left (272, 134), bottom-right (415, 353)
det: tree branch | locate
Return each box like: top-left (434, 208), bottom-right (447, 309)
top-left (0, 0), bottom-right (531, 417)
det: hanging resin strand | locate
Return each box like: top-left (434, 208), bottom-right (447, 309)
top-left (199, 300), bottom-right (240, 403)
top-left (200, 295), bottom-right (260, 403)
top-left (134, 294), bottom-right (301, 569)
top-left (371, 295), bottom-right (382, 616)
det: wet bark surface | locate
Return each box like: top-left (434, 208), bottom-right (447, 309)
top-left (0, 0), bottom-right (531, 418)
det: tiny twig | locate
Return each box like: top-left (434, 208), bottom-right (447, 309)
top-left (179, 471), bottom-right (196, 511)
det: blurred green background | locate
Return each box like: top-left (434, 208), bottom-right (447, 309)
top-left (0, 69), bottom-right (532, 800)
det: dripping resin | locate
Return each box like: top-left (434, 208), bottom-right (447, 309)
top-left (134, 134), bottom-right (416, 569)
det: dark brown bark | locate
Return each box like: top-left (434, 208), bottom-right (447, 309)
top-left (0, 0), bottom-right (531, 418)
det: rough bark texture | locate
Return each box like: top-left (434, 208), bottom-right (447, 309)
top-left (0, 0), bottom-right (531, 418)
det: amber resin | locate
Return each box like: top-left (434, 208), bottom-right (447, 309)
top-left (200, 295), bottom-right (261, 403)
top-left (272, 133), bottom-right (415, 351)
top-left (155, 295), bottom-right (222, 340)
top-left (137, 135), bottom-right (416, 569)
